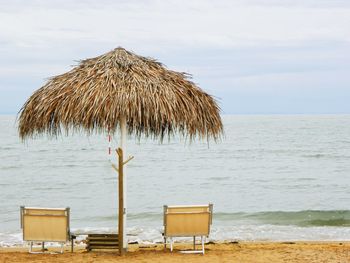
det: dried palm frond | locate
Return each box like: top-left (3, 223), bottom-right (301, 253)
top-left (18, 47), bottom-right (223, 141)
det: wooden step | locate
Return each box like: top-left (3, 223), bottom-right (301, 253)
top-left (87, 241), bottom-right (119, 245)
top-left (86, 234), bottom-right (119, 251)
top-left (87, 245), bottom-right (119, 248)
top-left (87, 246), bottom-right (119, 250)
top-left (87, 237), bottom-right (119, 241)
top-left (87, 234), bottom-right (118, 237)
top-left (86, 243), bottom-right (118, 247)
top-left (87, 245), bottom-right (119, 250)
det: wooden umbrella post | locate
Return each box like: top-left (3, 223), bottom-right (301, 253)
top-left (112, 148), bottom-right (134, 255)
top-left (120, 116), bottom-right (127, 253)
top-left (110, 116), bottom-right (134, 255)
top-left (117, 148), bottom-right (125, 255)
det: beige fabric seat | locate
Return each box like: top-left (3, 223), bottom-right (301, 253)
top-left (20, 206), bottom-right (74, 253)
top-left (163, 204), bottom-right (213, 254)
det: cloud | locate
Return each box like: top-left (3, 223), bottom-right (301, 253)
top-left (232, 0), bottom-right (350, 8)
top-left (1, 0), bottom-right (349, 52)
top-left (0, 0), bottom-right (349, 113)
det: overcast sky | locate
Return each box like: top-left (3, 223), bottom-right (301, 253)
top-left (0, 0), bottom-right (349, 114)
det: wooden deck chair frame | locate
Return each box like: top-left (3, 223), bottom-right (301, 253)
top-left (163, 204), bottom-right (213, 254)
top-left (20, 206), bottom-right (74, 254)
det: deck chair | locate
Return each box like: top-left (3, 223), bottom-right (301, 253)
top-left (20, 206), bottom-right (75, 253)
top-left (163, 204), bottom-right (213, 254)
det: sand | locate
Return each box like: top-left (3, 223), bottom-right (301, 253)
top-left (0, 242), bottom-right (349, 263)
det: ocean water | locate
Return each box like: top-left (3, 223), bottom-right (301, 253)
top-left (1, 114), bottom-right (350, 246)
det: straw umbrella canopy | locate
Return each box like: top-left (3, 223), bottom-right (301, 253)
top-left (18, 47), bottom-right (223, 253)
top-left (18, 47), bottom-right (222, 140)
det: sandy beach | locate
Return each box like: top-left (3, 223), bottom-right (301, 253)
top-left (0, 242), bottom-right (349, 263)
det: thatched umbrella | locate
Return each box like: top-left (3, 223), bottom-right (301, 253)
top-left (18, 47), bottom-right (223, 254)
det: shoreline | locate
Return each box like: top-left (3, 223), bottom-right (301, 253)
top-left (1, 241), bottom-right (349, 263)
top-left (2, 223), bottom-right (350, 247)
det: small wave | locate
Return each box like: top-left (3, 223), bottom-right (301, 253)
top-left (208, 176), bottom-right (231, 181)
top-left (302, 153), bottom-right (350, 159)
top-left (215, 210), bottom-right (350, 227)
top-left (1, 165), bottom-right (21, 170)
top-left (81, 215), bottom-right (117, 222)
top-left (128, 212), bottom-right (161, 221)
top-left (302, 154), bottom-right (327, 158)
top-left (304, 219), bottom-right (350, 227)
top-left (0, 146), bottom-right (14, 150)
top-left (81, 213), bottom-right (161, 222)
top-left (32, 187), bottom-right (66, 191)
top-left (35, 149), bottom-right (50, 153)
top-left (62, 164), bottom-right (80, 168)
top-left (297, 178), bottom-right (317, 181)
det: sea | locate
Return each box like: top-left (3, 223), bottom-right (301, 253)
top-left (1, 114), bottom-right (350, 246)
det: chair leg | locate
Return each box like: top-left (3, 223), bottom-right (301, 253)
top-left (41, 242), bottom-right (45, 252)
top-left (60, 243), bottom-right (64, 253)
top-left (164, 237), bottom-right (167, 250)
top-left (201, 236), bottom-right (204, 255)
top-left (170, 238), bottom-right (173, 252)
top-left (29, 242), bottom-right (33, 253)
top-left (193, 236), bottom-right (196, 250)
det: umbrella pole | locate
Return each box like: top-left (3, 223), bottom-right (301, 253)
top-left (117, 148), bottom-right (125, 255)
top-left (113, 116), bottom-right (133, 255)
top-left (120, 116), bottom-right (127, 254)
